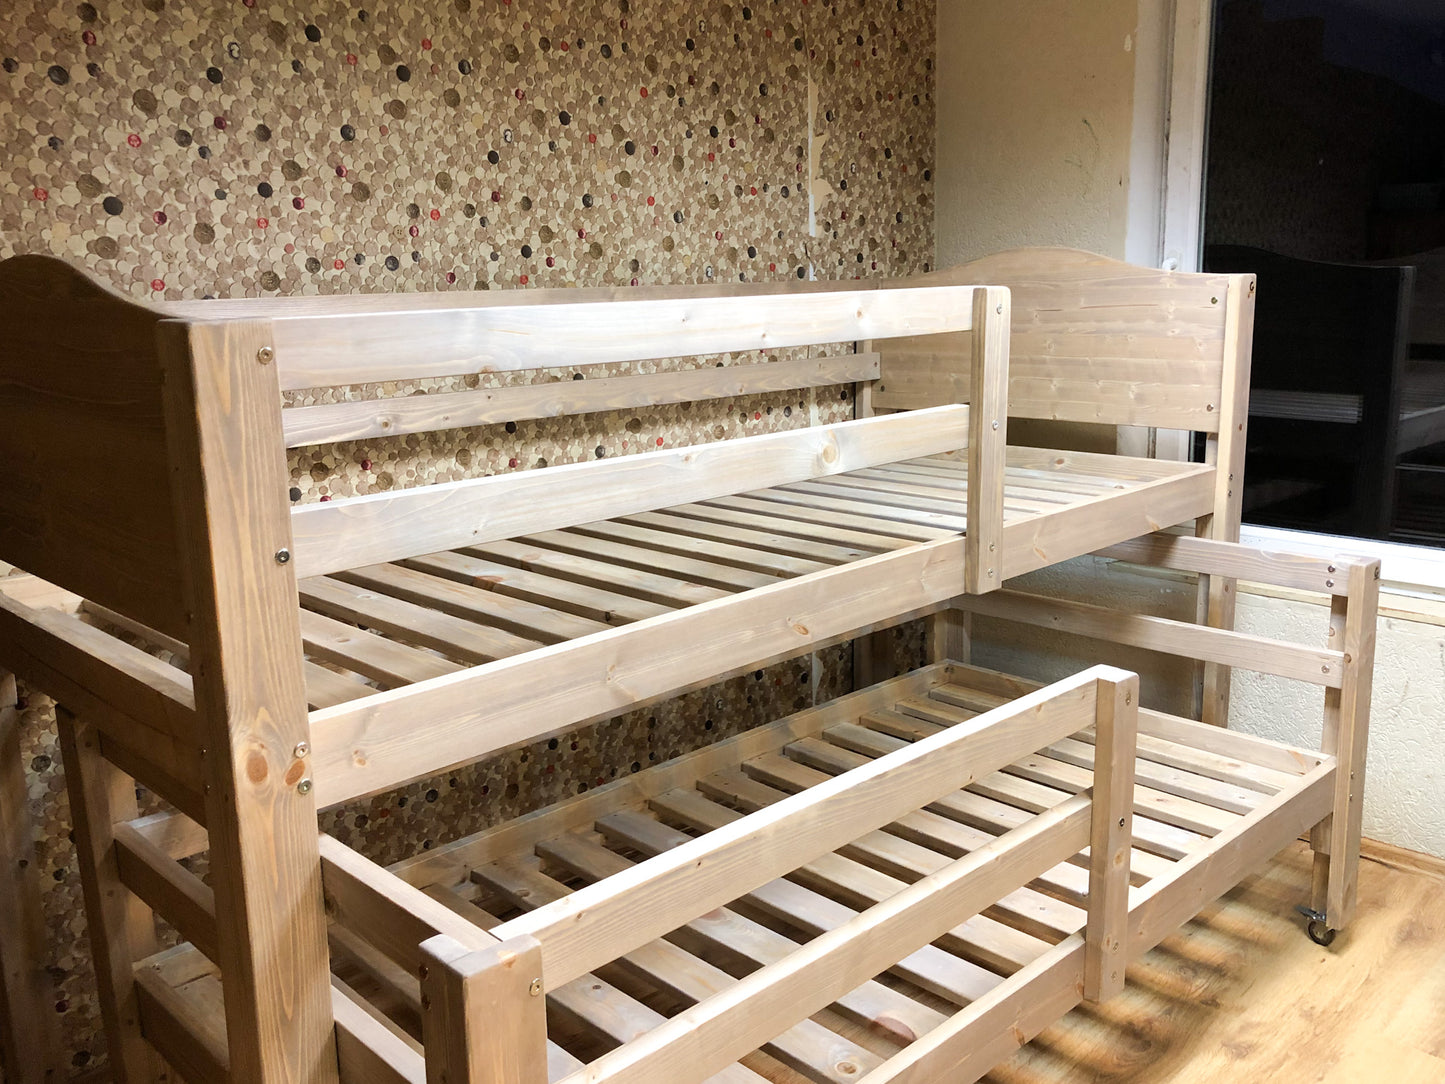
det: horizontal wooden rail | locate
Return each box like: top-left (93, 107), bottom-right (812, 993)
top-left (331, 980), bottom-right (427, 1084)
top-left (494, 670), bottom-right (1104, 989)
top-left (308, 537), bottom-right (970, 807)
top-left (129, 810), bottom-right (210, 862)
top-left (282, 353), bottom-right (880, 447)
top-left (266, 285), bottom-right (978, 391)
top-left (865, 935), bottom-right (1086, 1083)
top-left (557, 797), bottom-right (1091, 1084)
top-left (318, 835), bottom-right (498, 972)
top-left (956, 589), bottom-right (1346, 687)
top-left (289, 405), bottom-right (971, 579)
top-left (134, 957), bottom-right (228, 1084)
top-left (114, 824), bottom-right (218, 963)
top-left (1095, 532), bottom-right (1377, 596)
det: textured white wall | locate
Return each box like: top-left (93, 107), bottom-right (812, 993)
top-left (935, 0), bottom-right (1139, 264)
top-left (972, 557), bottom-right (1445, 860)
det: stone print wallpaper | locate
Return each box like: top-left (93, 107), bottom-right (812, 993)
top-left (0, 0), bottom-right (935, 1074)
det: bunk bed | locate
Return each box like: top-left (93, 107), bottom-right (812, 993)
top-left (0, 248), bottom-right (1375, 1084)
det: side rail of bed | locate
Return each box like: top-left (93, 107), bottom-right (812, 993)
top-left (949, 531), bottom-right (1379, 941)
top-left (309, 665), bottom-right (1138, 1084)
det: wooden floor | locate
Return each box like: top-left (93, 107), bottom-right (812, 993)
top-left (989, 840), bottom-right (1445, 1083)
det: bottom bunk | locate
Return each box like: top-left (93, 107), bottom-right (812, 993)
top-left (119, 536), bottom-right (1378, 1084)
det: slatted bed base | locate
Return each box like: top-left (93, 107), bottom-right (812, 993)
top-left (190, 658), bottom-right (1321, 1084)
top-left (0, 444), bottom-right (1212, 817)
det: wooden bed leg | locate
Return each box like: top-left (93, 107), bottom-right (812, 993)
top-left (159, 319), bottom-right (338, 1083)
top-left (1309, 559), bottom-right (1379, 934)
top-left (419, 934), bottom-right (547, 1084)
top-left (56, 705), bottom-right (170, 1083)
top-left (1084, 670), bottom-right (1137, 1002)
top-left (927, 608), bottom-right (972, 666)
top-left (852, 630), bottom-right (896, 689)
top-left (1195, 273), bottom-right (1255, 728)
top-left (0, 673), bottom-right (63, 1084)
top-left (963, 287), bottom-right (1009, 595)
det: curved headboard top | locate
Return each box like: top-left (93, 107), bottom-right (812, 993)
top-left (872, 246), bottom-right (1255, 434)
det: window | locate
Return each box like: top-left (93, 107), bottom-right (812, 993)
top-left (1202, 0), bottom-right (1445, 548)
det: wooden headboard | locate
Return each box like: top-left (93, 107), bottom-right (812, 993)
top-left (870, 247), bottom-right (1253, 435)
top-left (0, 256), bottom-right (190, 639)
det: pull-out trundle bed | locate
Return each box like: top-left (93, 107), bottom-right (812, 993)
top-left (0, 249), bottom-right (1373, 1084)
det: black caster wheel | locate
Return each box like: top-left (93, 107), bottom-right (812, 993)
top-left (1306, 919), bottom-right (1336, 946)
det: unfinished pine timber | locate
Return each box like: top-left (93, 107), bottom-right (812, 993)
top-left (0, 248), bottom-right (1268, 1081)
top-left (868, 247), bottom-right (1256, 723)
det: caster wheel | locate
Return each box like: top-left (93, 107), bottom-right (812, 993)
top-left (1307, 919), bottom-right (1336, 946)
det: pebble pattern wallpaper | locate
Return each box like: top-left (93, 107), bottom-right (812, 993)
top-left (0, 0), bottom-right (935, 1074)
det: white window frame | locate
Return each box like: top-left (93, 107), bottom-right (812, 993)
top-left (1126, 0), bottom-right (1445, 598)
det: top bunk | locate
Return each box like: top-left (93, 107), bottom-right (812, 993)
top-left (0, 248), bottom-right (1254, 813)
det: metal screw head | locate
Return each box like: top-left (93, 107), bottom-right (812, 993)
top-left (1325, 579), bottom-right (1334, 589)
top-left (1118, 817), bottom-right (1126, 828)
top-left (293, 741), bottom-right (310, 759)
top-left (1210, 296), bottom-right (1219, 304)
top-left (996, 302), bottom-right (1003, 314)
top-left (991, 420), bottom-right (1000, 430)
top-left (987, 567), bottom-right (995, 578)
top-left (1327, 564), bottom-right (1336, 573)
top-left (528, 978), bottom-right (543, 997)
top-left (274, 548), bottom-right (291, 565)
top-left (296, 778), bottom-right (313, 795)
top-left (256, 345), bottom-right (275, 364)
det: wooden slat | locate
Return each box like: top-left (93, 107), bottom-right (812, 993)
top-left (290, 406), bottom-right (971, 579)
top-left (477, 856), bottom-right (885, 1083)
top-left (309, 537), bottom-right (971, 807)
top-left (266, 285), bottom-right (975, 391)
top-left (531, 831), bottom-right (951, 1042)
top-left (490, 671), bottom-right (1101, 988)
top-left (1127, 762), bottom-right (1335, 958)
top-left (562, 799), bottom-right (1091, 1084)
top-left (282, 353), bottom-right (880, 446)
top-left (402, 550), bottom-right (668, 625)
top-left (300, 576), bottom-right (544, 663)
top-left (389, 666), bottom-right (952, 888)
top-left (665, 498), bottom-right (916, 551)
top-left (114, 822), bottom-right (219, 963)
top-left (863, 936), bottom-right (1085, 1084)
top-left (639, 787), bottom-right (1057, 976)
top-left (521, 528), bottom-right (798, 589)
top-left (134, 959), bottom-right (229, 1084)
top-left (299, 608), bottom-right (462, 686)
top-left (956, 588), bottom-right (1345, 687)
top-left (779, 735), bottom-right (1190, 874)
top-left (466, 541), bottom-right (732, 608)
top-left (619, 509), bottom-right (875, 564)
top-left (318, 835), bottom-right (499, 973)
top-left (1095, 531), bottom-right (1356, 596)
top-left (336, 563), bottom-right (611, 643)
top-left (998, 467), bottom-right (1217, 580)
top-left (305, 661), bottom-right (375, 709)
top-left (331, 979), bottom-right (427, 1084)
top-left (568, 519), bottom-right (836, 577)
top-left (752, 484), bottom-right (967, 536)
top-left (713, 754), bottom-right (1093, 902)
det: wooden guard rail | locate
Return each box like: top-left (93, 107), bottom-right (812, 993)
top-left (358, 666), bottom-right (1139, 1084)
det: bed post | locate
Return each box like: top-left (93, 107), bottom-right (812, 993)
top-left (1194, 273), bottom-right (1255, 726)
top-left (1309, 556), bottom-right (1379, 936)
top-left (56, 705), bottom-right (171, 1083)
top-left (0, 673), bottom-right (63, 1084)
top-left (419, 933), bottom-right (548, 1084)
top-left (1084, 669), bottom-right (1136, 1002)
top-left (157, 319), bottom-right (339, 1083)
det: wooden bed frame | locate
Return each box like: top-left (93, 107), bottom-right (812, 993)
top-left (0, 248), bottom-right (1272, 1083)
